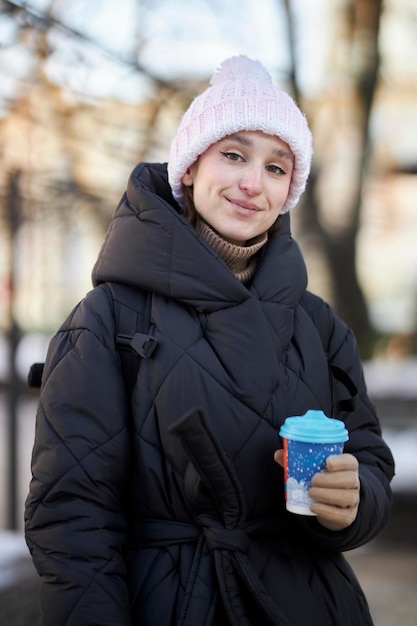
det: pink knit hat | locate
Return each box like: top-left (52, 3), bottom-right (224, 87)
top-left (168, 55), bottom-right (313, 213)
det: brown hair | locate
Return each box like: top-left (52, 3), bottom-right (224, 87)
top-left (182, 184), bottom-right (198, 228)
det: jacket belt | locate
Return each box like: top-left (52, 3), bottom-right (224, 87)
top-left (132, 515), bottom-right (288, 552)
top-left (133, 517), bottom-right (249, 551)
top-left (131, 515), bottom-right (291, 626)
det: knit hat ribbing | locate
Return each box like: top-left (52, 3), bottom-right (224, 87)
top-left (168, 55), bottom-right (313, 213)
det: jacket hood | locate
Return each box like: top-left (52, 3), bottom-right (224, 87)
top-left (92, 162), bottom-right (308, 313)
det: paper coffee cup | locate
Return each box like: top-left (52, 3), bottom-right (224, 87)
top-left (279, 410), bottom-right (349, 515)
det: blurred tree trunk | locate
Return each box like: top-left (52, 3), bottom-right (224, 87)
top-left (329, 0), bottom-right (382, 354)
top-left (4, 170), bottom-right (23, 530)
top-left (284, 0), bottom-right (383, 357)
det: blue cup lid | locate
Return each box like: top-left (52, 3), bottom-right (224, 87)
top-left (279, 410), bottom-right (349, 443)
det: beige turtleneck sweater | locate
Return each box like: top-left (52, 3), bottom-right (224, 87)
top-left (196, 218), bottom-right (268, 284)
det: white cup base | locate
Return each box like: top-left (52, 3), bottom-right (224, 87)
top-left (286, 502), bottom-right (316, 516)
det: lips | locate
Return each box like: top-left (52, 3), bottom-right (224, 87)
top-left (227, 197), bottom-right (262, 212)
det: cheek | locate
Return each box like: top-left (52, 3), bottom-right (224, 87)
top-left (188, 182), bottom-right (206, 215)
top-left (193, 174), bottom-right (216, 201)
top-left (272, 181), bottom-right (291, 209)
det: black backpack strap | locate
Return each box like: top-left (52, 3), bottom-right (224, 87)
top-left (28, 362), bottom-right (45, 388)
top-left (328, 365), bottom-right (358, 413)
top-left (27, 283), bottom-right (157, 393)
top-left (105, 283), bottom-right (157, 398)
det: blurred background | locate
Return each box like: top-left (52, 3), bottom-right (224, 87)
top-left (0, 0), bottom-right (416, 624)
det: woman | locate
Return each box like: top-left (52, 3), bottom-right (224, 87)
top-left (25, 56), bottom-right (394, 626)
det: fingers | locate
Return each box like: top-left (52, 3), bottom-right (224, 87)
top-left (309, 480), bottom-right (360, 509)
top-left (324, 453), bottom-right (359, 473)
top-left (310, 501), bottom-right (359, 531)
top-left (311, 454), bottom-right (359, 492)
top-left (311, 469), bottom-right (360, 491)
top-left (309, 454), bottom-right (360, 531)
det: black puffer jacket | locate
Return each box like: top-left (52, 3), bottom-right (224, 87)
top-left (25, 163), bottom-right (394, 626)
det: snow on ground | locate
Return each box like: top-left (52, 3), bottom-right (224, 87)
top-left (363, 357), bottom-right (417, 399)
top-left (383, 426), bottom-right (417, 491)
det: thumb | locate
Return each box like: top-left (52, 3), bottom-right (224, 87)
top-left (274, 449), bottom-right (284, 468)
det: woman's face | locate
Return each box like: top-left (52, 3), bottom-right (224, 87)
top-left (181, 130), bottom-right (294, 245)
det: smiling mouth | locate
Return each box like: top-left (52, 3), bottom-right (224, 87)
top-left (227, 198), bottom-right (262, 212)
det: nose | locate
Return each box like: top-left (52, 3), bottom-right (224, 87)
top-left (239, 165), bottom-right (263, 196)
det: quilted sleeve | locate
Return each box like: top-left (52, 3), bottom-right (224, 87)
top-left (297, 295), bottom-right (395, 552)
top-left (25, 286), bottom-right (133, 626)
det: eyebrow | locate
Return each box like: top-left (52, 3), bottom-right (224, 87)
top-left (224, 133), bottom-right (293, 162)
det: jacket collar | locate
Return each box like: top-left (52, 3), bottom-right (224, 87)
top-left (92, 162), bottom-right (307, 313)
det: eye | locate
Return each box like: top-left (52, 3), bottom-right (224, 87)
top-left (220, 151), bottom-right (243, 162)
top-left (266, 164), bottom-right (286, 175)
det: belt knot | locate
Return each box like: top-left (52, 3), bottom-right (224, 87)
top-left (199, 516), bottom-right (249, 553)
